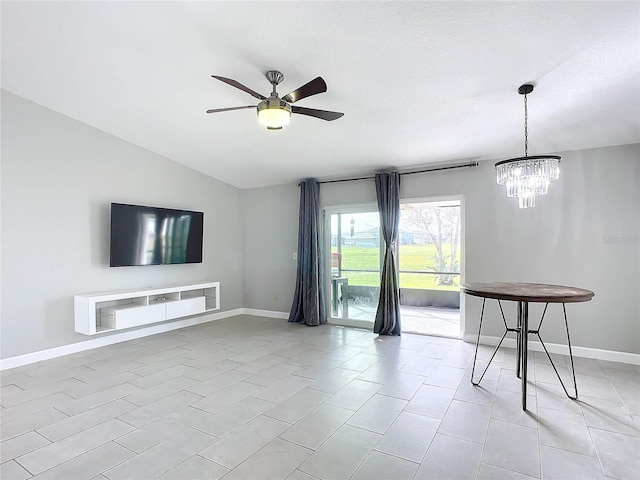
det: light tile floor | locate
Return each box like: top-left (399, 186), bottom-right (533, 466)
top-left (1, 315), bottom-right (639, 480)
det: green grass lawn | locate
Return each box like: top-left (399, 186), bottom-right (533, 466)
top-left (334, 244), bottom-right (460, 290)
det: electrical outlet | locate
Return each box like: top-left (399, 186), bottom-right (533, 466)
top-left (273, 293), bottom-right (278, 301)
top-left (293, 252), bottom-right (297, 260)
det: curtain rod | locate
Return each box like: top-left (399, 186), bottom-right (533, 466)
top-left (301, 161), bottom-right (479, 186)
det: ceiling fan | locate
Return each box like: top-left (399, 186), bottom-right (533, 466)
top-left (207, 71), bottom-right (344, 130)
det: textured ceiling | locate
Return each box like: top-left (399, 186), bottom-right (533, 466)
top-left (2, 1), bottom-right (639, 189)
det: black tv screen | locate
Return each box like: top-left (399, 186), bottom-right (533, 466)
top-left (110, 203), bottom-right (204, 267)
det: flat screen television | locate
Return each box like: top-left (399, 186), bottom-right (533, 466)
top-left (110, 203), bottom-right (204, 267)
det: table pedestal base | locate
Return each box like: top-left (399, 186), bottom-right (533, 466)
top-left (470, 299), bottom-right (578, 410)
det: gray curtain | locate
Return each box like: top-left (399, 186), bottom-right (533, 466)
top-left (374, 172), bottom-right (401, 335)
top-left (289, 179), bottom-right (326, 326)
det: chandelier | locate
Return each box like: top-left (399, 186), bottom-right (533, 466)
top-left (496, 84), bottom-right (560, 208)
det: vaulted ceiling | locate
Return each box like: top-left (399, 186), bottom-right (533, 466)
top-left (2, 1), bottom-right (638, 189)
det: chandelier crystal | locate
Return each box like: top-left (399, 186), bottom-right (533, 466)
top-left (496, 84), bottom-right (560, 208)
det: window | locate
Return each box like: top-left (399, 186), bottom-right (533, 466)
top-left (399, 200), bottom-right (461, 291)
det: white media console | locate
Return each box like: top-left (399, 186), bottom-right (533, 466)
top-left (74, 282), bottom-right (220, 335)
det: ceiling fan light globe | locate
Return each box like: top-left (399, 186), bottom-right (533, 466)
top-left (258, 107), bottom-right (291, 128)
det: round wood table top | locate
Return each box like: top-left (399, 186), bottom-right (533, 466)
top-left (461, 282), bottom-right (595, 303)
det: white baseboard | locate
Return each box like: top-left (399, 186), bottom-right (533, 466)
top-left (462, 334), bottom-right (640, 366)
top-left (0, 308), bottom-right (243, 371)
top-left (241, 308), bottom-right (289, 320)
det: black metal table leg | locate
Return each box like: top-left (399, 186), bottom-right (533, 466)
top-left (471, 299), bottom-right (513, 386)
top-left (520, 301), bottom-right (529, 410)
top-left (532, 303), bottom-right (579, 400)
top-left (516, 302), bottom-right (522, 379)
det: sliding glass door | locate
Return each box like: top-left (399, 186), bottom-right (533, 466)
top-left (325, 207), bottom-right (381, 326)
top-left (323, 198), bottom-right (463, 336)
top-left (398, 199), bottom-right (462, 337)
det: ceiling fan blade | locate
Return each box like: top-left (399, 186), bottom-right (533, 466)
top-left (292, 106), bottom-right (344, 121)
top-left (211, 76), bottom-right (266, 100)
top-left (282, 77), bottom-right (327, 103)
top-left (206, 105), bottom-right (255, 114)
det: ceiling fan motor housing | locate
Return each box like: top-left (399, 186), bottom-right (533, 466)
top-left (257, 95), bottom-right (292, 114)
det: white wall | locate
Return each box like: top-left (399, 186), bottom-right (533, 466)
top-left (241, 184), bottom-right (299, 313)
top-left (1, 91), bottom-right (244, 359)
top-left (242, 144), bottom-right (640, 355)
